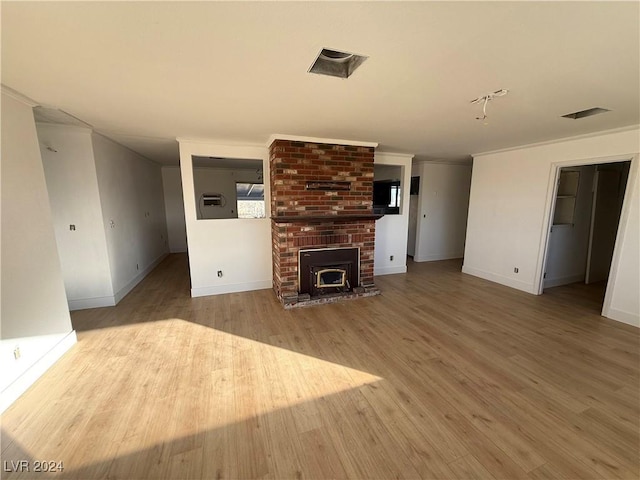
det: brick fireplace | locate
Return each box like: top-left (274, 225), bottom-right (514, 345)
top-left (269, 138), bottom-right (382, 307)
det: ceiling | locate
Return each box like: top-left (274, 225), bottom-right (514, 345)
top-left (2, 1), bottom-right (638, 165)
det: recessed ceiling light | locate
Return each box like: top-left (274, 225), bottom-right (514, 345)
top-left (309, 48), bottom-right (368, 79)
top-left (561, 107), bottom-right (611, 119)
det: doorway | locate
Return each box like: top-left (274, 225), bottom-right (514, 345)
top-left (542, 159), bottom-right (631, 311)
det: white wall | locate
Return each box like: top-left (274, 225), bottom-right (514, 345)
top-left (37, 124), bottom-right (115, 309)
top-left (412, 162), bottom-right (472, 262)
top-left (464, 127), bottom-right (640, 327)
top-left (178, 140), bottom-right (272, 297)
top-left (374, 153), bottom-right (413, 275)
top-left (544, 165), bottom-right (595, 288)
top-left (1, 89), bottom-right (76, 412)
top-left (92, 134), bottom-right (169, 302)
top-left (161, 166), bottom-right (188, 253)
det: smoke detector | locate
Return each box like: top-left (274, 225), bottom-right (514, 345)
top-left (309, 48), bottom-right (368, 79)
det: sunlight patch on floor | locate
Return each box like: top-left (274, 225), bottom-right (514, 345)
top-left (10, 318), bottom-right (383, 470)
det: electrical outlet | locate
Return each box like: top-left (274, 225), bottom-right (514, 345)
top-left (14, 346), bottom-right (21, 360)
top-left (217, 270), bottom-right (223, 278)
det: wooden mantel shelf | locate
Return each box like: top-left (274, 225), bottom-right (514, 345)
top-left (271, 214), bottom-right (384, 223)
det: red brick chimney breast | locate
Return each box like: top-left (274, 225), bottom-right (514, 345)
top-left (269, 139), bottom-right (378, 305)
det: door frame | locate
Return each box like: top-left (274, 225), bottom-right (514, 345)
top-left (536, 154), bottom-right (637, 316)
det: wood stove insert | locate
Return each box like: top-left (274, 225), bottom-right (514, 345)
top-left (298, 247), bottom-right (359, 297)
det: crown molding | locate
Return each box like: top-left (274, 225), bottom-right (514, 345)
top-left (375, 151), bottom-right (415, 160)
top-left (176, 136), bottom-right (265, 148)
top-left (1, 85), bottom-right (39, 107)
top-left (413, 158), bottom-right (473, 166)
top-left (267, 134), bottom-right (378, 148)
top-left (473, 125), bottom-right (640, 158)
top-left (35, 122), bottom-right (93, 135)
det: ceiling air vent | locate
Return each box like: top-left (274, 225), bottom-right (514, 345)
top-left (308, 48), bottom-right (368, 79)
top-left (561, 107), bottom-right (610, 119)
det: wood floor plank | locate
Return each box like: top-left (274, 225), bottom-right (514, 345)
top-left (1, 254), bottom-right (638, 479)
top-left (447, 454), bottom-right (497, 480)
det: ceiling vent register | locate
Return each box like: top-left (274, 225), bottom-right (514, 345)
top-left (561, 107), bottom-right (610, 119)
top-left (309, 48), bottom-right (368, 79)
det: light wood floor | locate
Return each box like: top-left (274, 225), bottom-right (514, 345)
top-left (2, 254), bottom-right (638, 479)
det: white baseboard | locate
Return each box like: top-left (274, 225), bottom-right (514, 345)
top-left (114, 253), bottom-right (168, 304)
top-left (0, 331), bottom-right (77, 414)
top-left (603, 307), bottom-right (639, 328)
top-left (462, 265), bottom-right (538, 294)
top-left (543, 274), bottom-right (585, 289)
top-left (191, 280), bottom-right (271, 297)
top-left (414, 252), bottom-right (463, 262)
top-left (68, 295), bottom-right (116, 311)
top-left (374, 265), bottom-right (407, 276)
